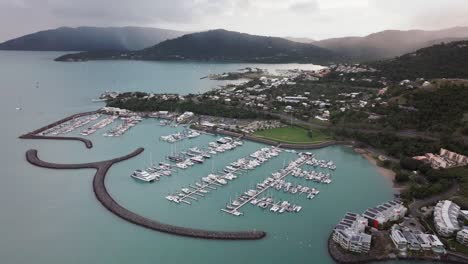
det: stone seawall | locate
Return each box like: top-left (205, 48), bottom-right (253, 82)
top-left (25, 149), bottom-right (266, 240)
top-left (19, 111), bottom-right (98, 149)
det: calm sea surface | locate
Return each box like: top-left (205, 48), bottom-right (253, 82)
top-left (0, 51), bottom-right (408, 264)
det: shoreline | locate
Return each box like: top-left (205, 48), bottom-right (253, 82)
top-left (353, 148), bottom-right (405, 192)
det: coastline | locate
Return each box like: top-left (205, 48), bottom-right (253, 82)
top-left (353, 148), bottom-right (404, 192)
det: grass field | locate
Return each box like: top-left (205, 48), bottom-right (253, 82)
top-left (253, 126), bottom-right (331, 144)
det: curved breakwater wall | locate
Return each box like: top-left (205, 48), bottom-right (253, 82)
top-left (25, 149), bottom-right (266, 240)
top-left (19, 111), bottom-right (98, 148)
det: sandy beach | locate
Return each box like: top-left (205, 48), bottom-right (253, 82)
top-left (354, 148), bottom-right (405, 192)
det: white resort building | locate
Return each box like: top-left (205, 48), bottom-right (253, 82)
top-left (362, 200), bottom-right (407, 228)
top-left (457, 229), bottom-right (468, 246)
top-left (333, 212), bottom-right (371, 254)
top-left (434, 200), bottom-right (461, 237)
top-left (413, 148), bottom-right (468, 169)
top-left (390, 225), bottom-right (445, 254)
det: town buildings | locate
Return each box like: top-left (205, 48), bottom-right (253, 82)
top-left (434, 200), bottom-right (461, 237)
top-left (457, 229), bottom-right (468, 247)
top-left (362, 200), bottom-right (407, 228)
top-left (333, 212), bottom-right (372, 253)
top-left (413, 148), bottom-right (468, 169)
top-left (390, 225), bottom-right (446, 254)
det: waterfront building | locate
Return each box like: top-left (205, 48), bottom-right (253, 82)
top-left (176, 111), bottom-right (194, 123)
top-left (434, 200), bottom-right (461, 237)
top-left (390, 227), bottom-right (408, 251)
top-left (333, 212), bottom-right (371, 254)
top-left (413, 148), bottom-right (468, 169)
top-left (362, 200), bottom-right (407, 228)
top-left (457, 229), bottom-right (468, 246)
top-left (390, 225), bottom-right (446, 254)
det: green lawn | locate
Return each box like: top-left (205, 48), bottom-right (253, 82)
top-left (253, 126), bottom-right (331, 144)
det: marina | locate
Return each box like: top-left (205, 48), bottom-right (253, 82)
top-left (160, 129), bottom-right (201, 143)
top-left (103, 115), bottom-right (142, 137)
top-left (39, 114), bottom-right (101, 135)
top-left (80, 115), bottom-right (118, 136)
top-left (222, 152), bottom-right (328, 216)
top-left (5, 52), bottom-right (401, 264)
top-left (165, 147), bottom-right (282, 205)
top-left (130, 137), bottom-right (244, 182)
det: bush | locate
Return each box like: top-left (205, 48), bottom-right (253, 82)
top-left (400, 157), bottom-right (424, 171)
top-left (395, 171), bottom-right (410, 182)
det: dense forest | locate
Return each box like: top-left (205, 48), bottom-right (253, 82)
top-left (107, 95), bottom-right (273, 119)
top-left (332, 84), bottom-right (468, 135)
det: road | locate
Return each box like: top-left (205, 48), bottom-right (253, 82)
top-left (408, 183), bottom-right (460, 218)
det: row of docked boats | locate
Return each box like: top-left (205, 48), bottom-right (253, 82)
top-left (268, 179), bottom-right (321, 198)
top-left (103, 116), bottom-right (142, 137)
top-left (131, 137), bottom-right (245, 183)
top-left (80, 115), bottom-right (117, 136)
top-left (167, 138), bottom-right (244, 169)
top-left (291, 168), bottom-right (332, 184)
top-left (306, 158), bottom-right (336, 170)
top-left (160, 129), bottom-right (201, 143)
top-left (40, 114), bottom-right (101, 135)
top-left (130, 162), bottom-right (175, 182)
top-left (222, 153), bottom-right (316, 216)
top-left (165, 147), bottom-right (282, 205)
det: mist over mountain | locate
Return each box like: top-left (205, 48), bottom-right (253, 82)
top-left (371, 40), bottom-right (468, 80)
top-left (0, 26), bottom-right (186, 51)
top-left (315, 27), bottom-right (468, 61)
top-left (56, 29), bottom-right (339, 63)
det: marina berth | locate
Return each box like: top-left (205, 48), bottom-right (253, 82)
top-left (132, 137), bottom-right (246, 183)
top-left (80, 115), bottom-right (117, 136)
top-left (222, 152), bottom-right (329, 216)
top-left (166, 147), bottom-right (282, 205)
top-left (25, 148), bottom-right (265, 240)
top-left (103, 115), bottom-right (142, 137)
top-left (40, 114), bottom-right (101, 136)
top-left (160, 129), bottom-right (201, 143)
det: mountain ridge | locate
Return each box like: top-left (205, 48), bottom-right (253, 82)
top-left (55, 29), bottom-right (340, 63)
top-left (0, 26), bottom-right (187, 51)
top-left (314, 26), bottom-right (468, 61)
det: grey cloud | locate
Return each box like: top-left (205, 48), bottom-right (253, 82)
top-left (289, 1), bottom-right (319, 14)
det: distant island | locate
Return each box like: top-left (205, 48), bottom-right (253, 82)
top-left (0, 26), bottom-right (186, 52)
top-left (54, 29), bottom-right (339, 64)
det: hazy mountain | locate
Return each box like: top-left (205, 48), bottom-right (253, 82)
top-left (0, 26), bottom-right (186, 51)
top-left (314, 27), bottom-right (468, 61)
top-left (284, 37), bottom-right (316, 44)
top-left (56, 29), bottom-right (339, 63)
top-left (371, 40), bottom-right (468, 80)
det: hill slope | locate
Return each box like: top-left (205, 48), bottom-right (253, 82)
top-left (0, 26), bottom-right (186, 51)
top-left (370, 40), bottom-right (468, 80)
top-left (315, 27), bottom-right (468, 61)
top-left (55, 29), bottom-right (339, 63)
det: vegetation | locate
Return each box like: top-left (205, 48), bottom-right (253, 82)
top-left (253, 126), bottom-right (331, 144)
top-left (106, 94), bottom-right (273, 120)
top-left (371, 41), bottom-right (468, 80)
top-left (56, 29), bottom-right (339, 63)
top-left (335, 130), bottom-right (441, 157)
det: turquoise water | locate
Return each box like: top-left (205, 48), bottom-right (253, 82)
top-left (1, 51), bottom-right (401, 264)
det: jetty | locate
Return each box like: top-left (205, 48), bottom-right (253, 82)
top-left (25, 148), bottom-right (265, 240)
top-left (223, 154), bottom-right (312, 216)
top-left (19, 111), bottom-right (98, 149)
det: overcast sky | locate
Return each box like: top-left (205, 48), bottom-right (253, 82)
top-left (1, 0), bottom-right (468, 42)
